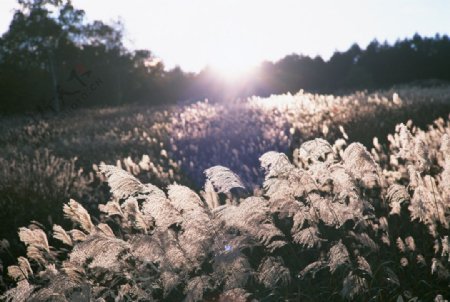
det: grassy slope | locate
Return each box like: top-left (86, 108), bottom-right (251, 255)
top-left (0, 85), bottom-right (449, 292)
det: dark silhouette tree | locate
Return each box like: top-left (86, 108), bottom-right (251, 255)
top-left (1, 0), bottom-right (450, 114)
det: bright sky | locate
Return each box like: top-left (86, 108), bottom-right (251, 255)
top-left (1, 0), bottom-right (449, 74)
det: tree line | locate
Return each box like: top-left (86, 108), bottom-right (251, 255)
top-left (1, 0), bottom-right (450, 114)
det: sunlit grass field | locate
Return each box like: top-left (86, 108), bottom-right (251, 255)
top-left (1, 85), bottom-right (450, 300)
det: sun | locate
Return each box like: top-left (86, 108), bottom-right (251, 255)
top-left (206, 48), bottom-right (258, 81)
top-left (210, 60), bottom-right (255, 80)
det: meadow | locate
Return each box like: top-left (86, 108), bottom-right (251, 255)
top-left (1, 85), bottom-right (450, 301)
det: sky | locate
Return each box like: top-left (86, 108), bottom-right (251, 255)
top-left (1, 0), bottom-right (449, 73)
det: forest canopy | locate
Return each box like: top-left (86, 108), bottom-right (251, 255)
top-left (1, 0), bottom-right (450, 114)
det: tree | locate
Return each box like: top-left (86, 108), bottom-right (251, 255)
top-left (0, 0), bottom-right (85, 112)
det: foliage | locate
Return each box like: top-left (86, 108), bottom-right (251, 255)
top-left (2, 114), bottom-right (450, 301)
top-left (0, 87), bottom-right (449, 286)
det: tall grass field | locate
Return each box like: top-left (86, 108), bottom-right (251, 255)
top-left (1, 85), bottom-right (450, 301)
